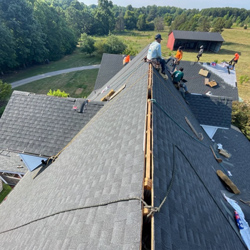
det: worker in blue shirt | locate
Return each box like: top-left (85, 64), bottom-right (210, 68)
top-left (147, 34), bottom-right (166, 74)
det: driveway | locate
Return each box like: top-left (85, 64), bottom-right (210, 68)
top-left (10, 65), bottom-right (100, 88)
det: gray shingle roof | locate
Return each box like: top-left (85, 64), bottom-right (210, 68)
top-left (172, 30), bottom-right (225, 42)
top-left (166, 60), bottom-right (239, 100)
top-left (0, 151), bottom-right (26, 174)
top-left (0, 45), bottom-right (248, 249)
top-left (185, 94), bottom-right (233, 128)
top-left (213, 126), bottom-right (250, 223)
top-left (0, 51), bottom-right (149, 249)
top-left (94, 53), bottom-right (134, 91)
top-left (0, 91), bottom-right (104, 157)
top-left (152, 68), bottom-right (245, 249)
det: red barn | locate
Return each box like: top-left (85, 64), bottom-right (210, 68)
top-left (167, 30), bottom-right (224, 52)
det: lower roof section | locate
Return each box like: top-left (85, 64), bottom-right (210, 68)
top-left (0, 63), bottom-right (149, 248)
top-left (152, 68), bottom-right (245, 249)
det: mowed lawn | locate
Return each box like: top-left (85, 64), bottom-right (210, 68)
top-left (116, 27), bottom-right (250, 102)
top-left (3, 27), bottom-right (250, 101)
top-left (14, 69), bottom-right (98, 98)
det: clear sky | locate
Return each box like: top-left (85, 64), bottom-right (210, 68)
top-left (79, 0), bottom-right (250, 10)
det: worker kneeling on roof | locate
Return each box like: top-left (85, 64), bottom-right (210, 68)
top-left (146, 34), bottom-right (166, 74)
top-left (172, 67), bottom-right (189, 94)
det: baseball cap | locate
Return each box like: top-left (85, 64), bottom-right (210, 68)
top-left (155, 34), bottom-right (163, 40)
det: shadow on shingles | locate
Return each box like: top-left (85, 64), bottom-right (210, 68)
top-left (32, 159), bottom-right (53, 179)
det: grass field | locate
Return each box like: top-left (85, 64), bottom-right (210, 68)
top-left (0, 183), bottom-right (12, 204)
top-left (14, 69), bottom-right (98, 98)
top-left (115, 27), bottom-right (250, 103)
top-left (2, 27), bottom-right (250, 101)
top-left (2, 47), bottom-right (101, 84)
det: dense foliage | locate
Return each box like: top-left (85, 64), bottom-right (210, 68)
top-left (47, 89), bottom-right (69, 97)
top-left (1, 0), bottom-right (250, 74)
top-left (0, 80), bottom-right (12, 116)
top-left (232, 101), bottom-right (250, 140)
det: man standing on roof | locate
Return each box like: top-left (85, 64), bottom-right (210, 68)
top-left (229, 53), bottom-right (240, 68)
top-left (147, 34), bottom-right (166, 74)
top-left (197, 45), bottom-right (204, 62)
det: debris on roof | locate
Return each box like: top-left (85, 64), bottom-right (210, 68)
top-left (101, 89), bottom-right (115, 101)
top-left (199, 68), bottom-right (209, 77)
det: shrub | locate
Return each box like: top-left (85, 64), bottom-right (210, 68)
top-left (47, 89), bottom-right (69, 97)
top-left (79, 33), bottom-right (96, 55)
top-left (103, 35), bottom-right (127, 54)
top-left (123, 46), bottom-right (138, 56)
top-left (232, 101), bottom-right (250, 140)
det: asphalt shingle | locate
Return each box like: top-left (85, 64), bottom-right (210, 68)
top-left (152, 67), bottom-right (245, 249)
top-left (0, 92), bottom-right (104, 157)
top-left (185, 94), bottom-right (233, 128)
top-left (0, 51), bottom-right (149, 249)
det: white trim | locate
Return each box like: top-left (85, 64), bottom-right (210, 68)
top-left (200, 125), bottom-right (229, 139)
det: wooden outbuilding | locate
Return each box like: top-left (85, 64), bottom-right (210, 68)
top-left (167, 30), bottom-right (224, 52)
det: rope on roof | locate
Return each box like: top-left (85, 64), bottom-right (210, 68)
top-left (0, 197), bottom-right (151, 235)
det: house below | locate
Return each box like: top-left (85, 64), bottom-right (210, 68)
top-left (167, 30), bottom-right (224, 52)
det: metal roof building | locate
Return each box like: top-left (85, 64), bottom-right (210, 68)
top-left (167, 30), bottom-right (224, 52)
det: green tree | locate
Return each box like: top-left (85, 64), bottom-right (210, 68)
top-left (103, 35), bottom-right (127, 54)
top-left (0, 80), bottom-right (12, 101)
top-left (0, 0), bottom-right (48, 67)
top-left (164, 13), bottom-right (173, 26)
top-left (94, 0), bottom-right (115, 35)
top-left (224, 19), bottom-right (233, 29)
top-left (115, 13), bottom-right (125, 32)
top-left (0, 22), bottom-right (17, 73)
top-left (147, 5), bottom-right (157, 22)
top-left (232, 101), bottom-right (250, 140)
top-left (154, 17), bottom-right (164, 31)
top-left (197, 17), bottom-right (211, 32)
top-left (137, 14), bottom-right (147, 31)
top-left (124, 10), bottom-right (137, 30)
top-left (211, 17), bottom-right (225, 33)
top-left (33, 0), bottom-right (77, 60)
top-left (79, 33), bottom-right (96, 55)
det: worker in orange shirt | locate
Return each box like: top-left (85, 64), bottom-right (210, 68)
top-left (174, 46), bottom-right (183, 65)
top-left (229, 53), bottom-right (240, 68)
top-left (123, 55), bottom-right (130, 66)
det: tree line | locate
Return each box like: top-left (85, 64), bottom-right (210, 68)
top-left (1, 0), bottom-right (250, 74)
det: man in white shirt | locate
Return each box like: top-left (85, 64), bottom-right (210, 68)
top-left (147, 34), bottom-right (166, 74)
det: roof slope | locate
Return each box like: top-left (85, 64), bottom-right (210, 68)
top-left (152, 68), bottom-right (245, 249)
top-left (172, 30), bottom-right (224, 42)
top-left (0, 50), bottom-right (149, 249)
top-left (213, 126), bottom-right (250, 193)
top-left (0, 151), bottom-right (26, 174)
top-left (94, 53), bottom-right (134, 91)
top-left (0, 91), bottom-right (104, 157)
top-left (185, 94), bottom-right (233, 128)
top-left (166, 61), bottom-right (238, 100)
